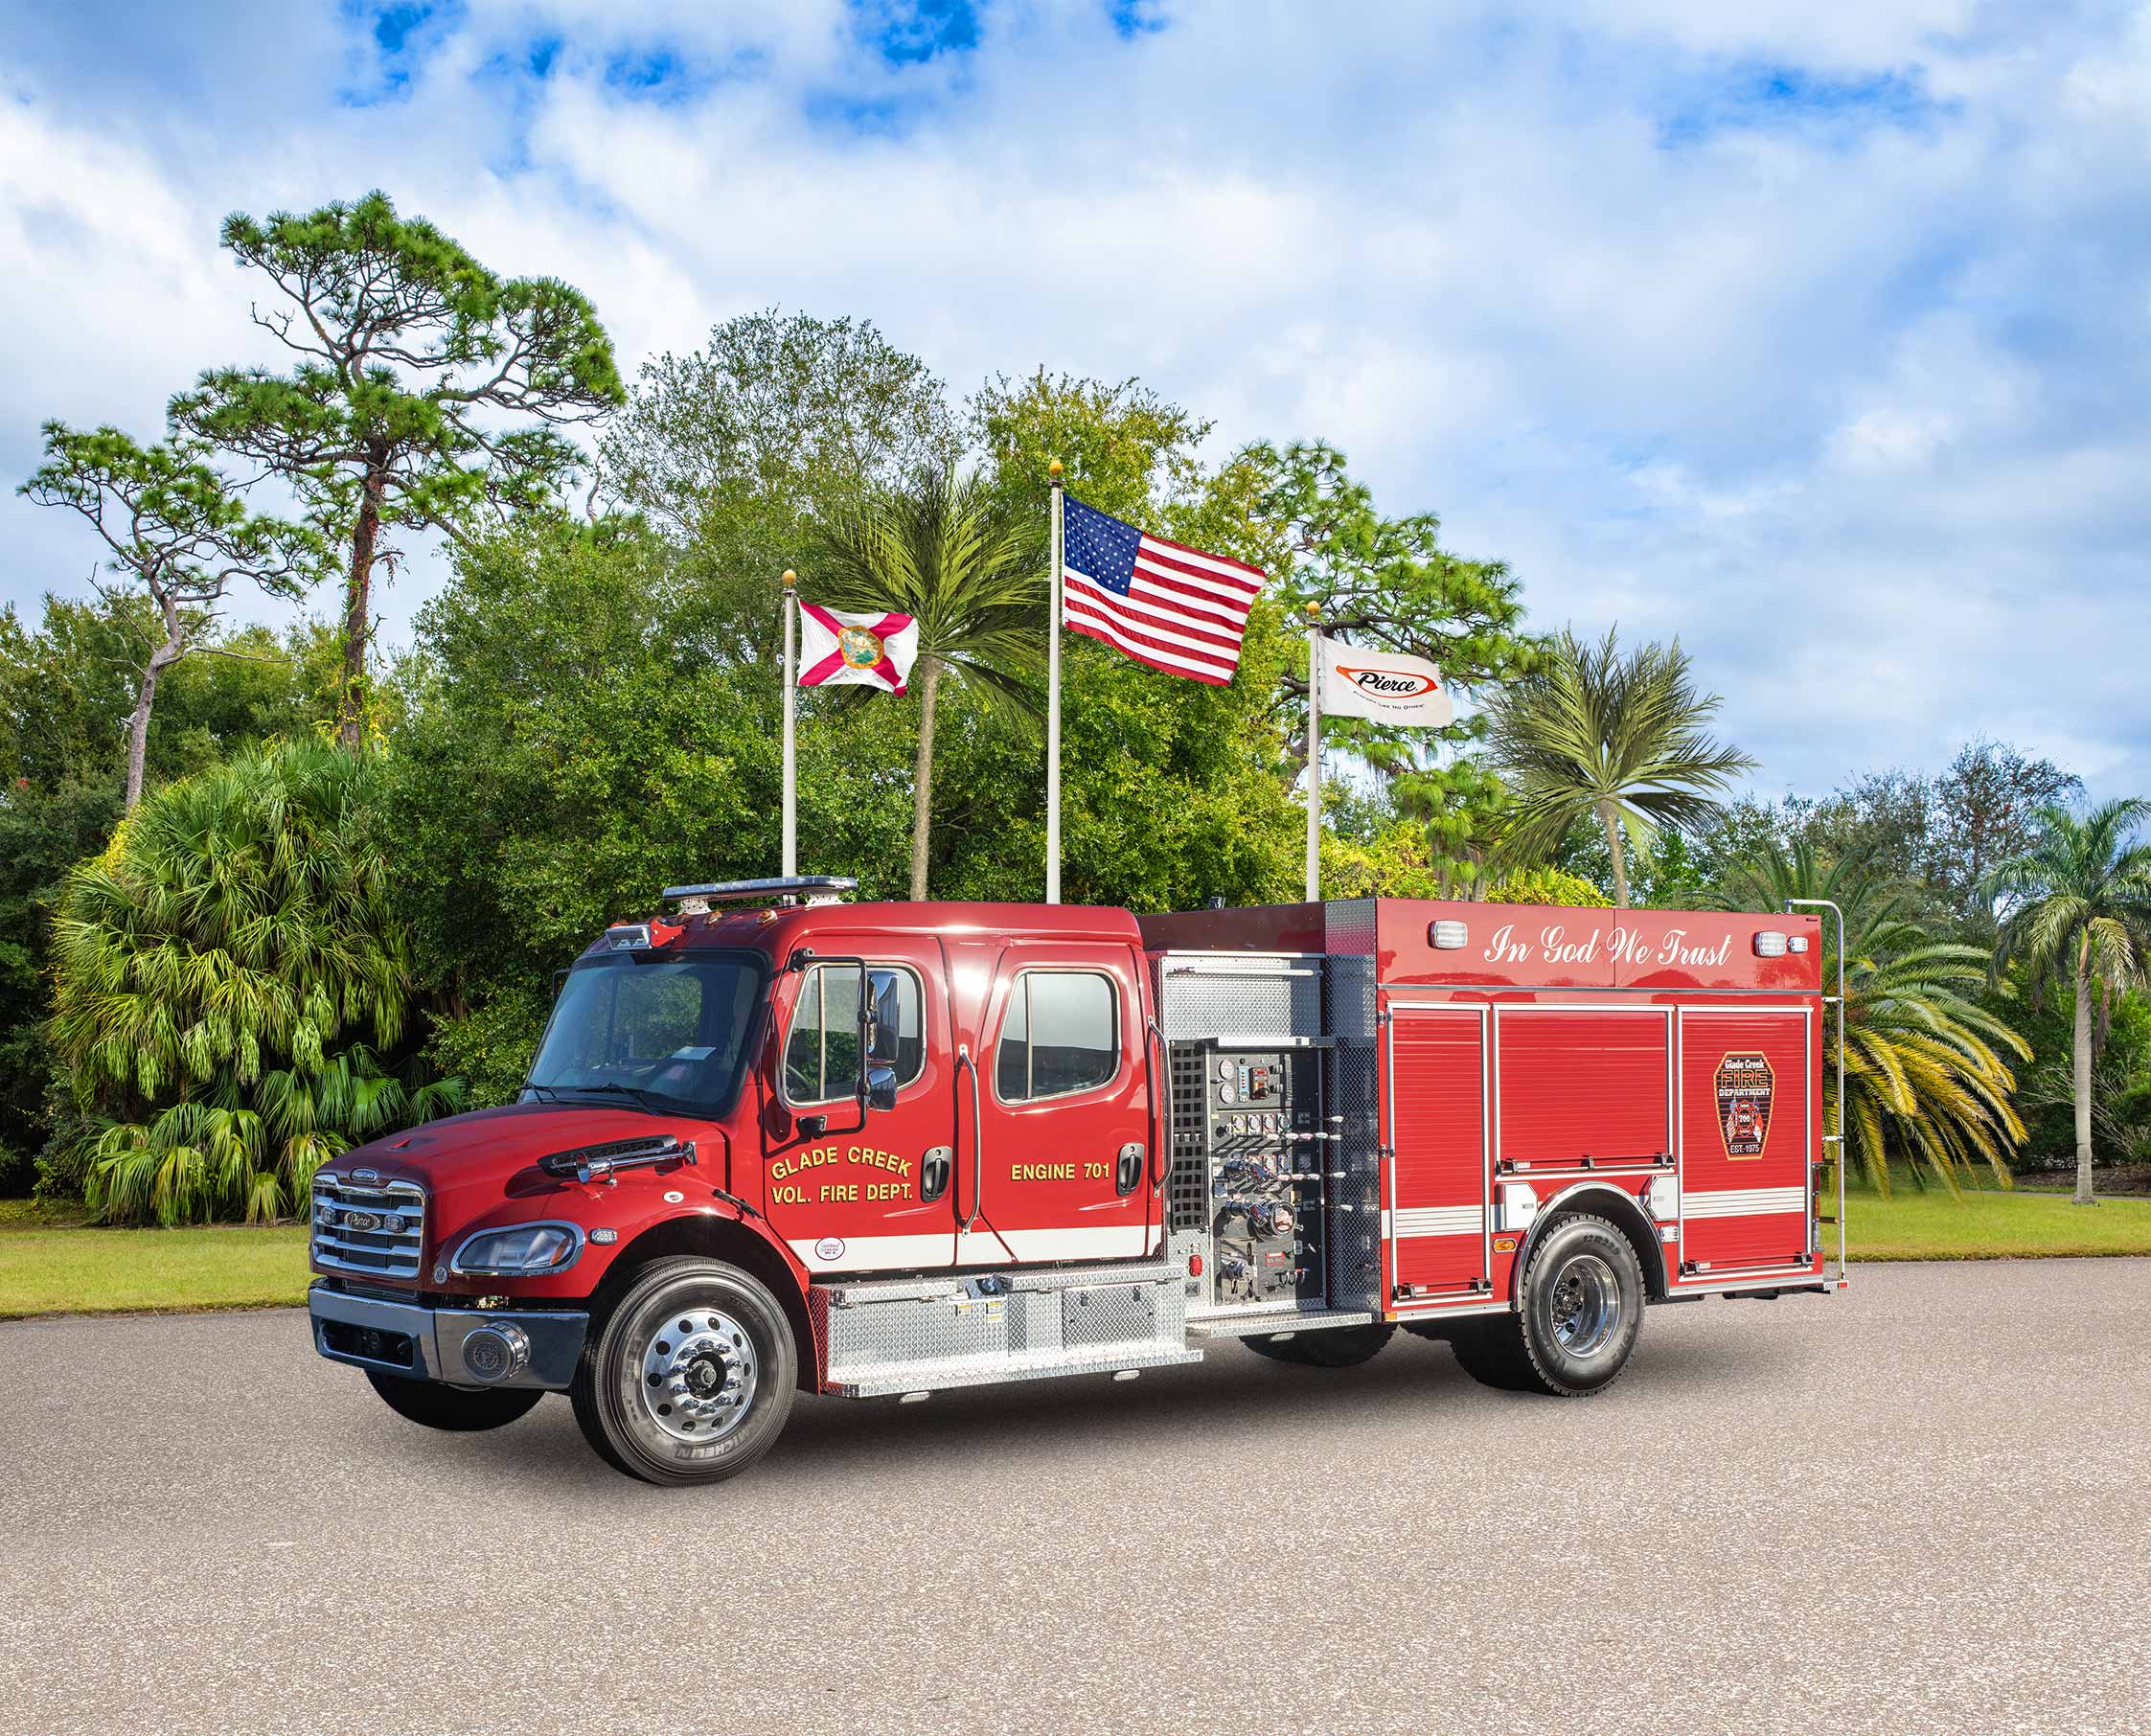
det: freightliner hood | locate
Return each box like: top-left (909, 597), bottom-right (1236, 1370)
top-left (322, 1101), bottom-right (724, 1289)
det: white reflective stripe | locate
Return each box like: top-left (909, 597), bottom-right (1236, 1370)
top-left (1682, 1186), bottom-right (1805, 1219)
top-left (1392, 1205), bottom-right (1486, 1238)
top-left (788, 1233), bottom-right (951, 1272)
top-left (795, 1222), bottom-right (1151, 1273)
top-left (993, 1224), bottom-right (1151, 1261)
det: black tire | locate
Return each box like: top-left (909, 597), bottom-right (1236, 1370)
top-left (1451, 1213), bottom-right (1644, 1396)
top-left (1245, 1323), bottom-right (1396, 1368)
top-left (365, 1371), bottom-right (543, 1432)
top-left (1444, 1318), bottom-right (1540, 1391)
top-left (571, 1257), bottom-right (797, 1487)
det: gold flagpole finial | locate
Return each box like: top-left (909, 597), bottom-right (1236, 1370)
top-left (1306, 602), bottom-right (1321, 621)
top-left (782, 569), bottom-right (796, 589)
top-left (1047, 458), bottom-right (1063, 481)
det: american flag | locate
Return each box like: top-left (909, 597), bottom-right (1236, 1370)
top-left (1060, 493), bottom-right (1265, 685)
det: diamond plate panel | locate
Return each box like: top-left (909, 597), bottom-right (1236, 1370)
top-left (813, 1261), bottom-right (1200, 1397)
top-left (1062, 1281), bottom-right (1163, 1349)
top-left (1155, 956), bottom-right (1324, 1039)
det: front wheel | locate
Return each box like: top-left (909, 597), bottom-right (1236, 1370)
top-left (365, 1371), bottom-right (543, 1432)
top-left (571, 1257), bottom-right (797, 1487)
top-left (1449, 1214), bottom-right (1644, 1396)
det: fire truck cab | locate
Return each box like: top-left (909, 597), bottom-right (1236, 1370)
top-left (308, 877), bottom-right (1844, 1486)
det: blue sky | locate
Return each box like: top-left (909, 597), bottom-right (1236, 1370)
top-left (3, 0), bottom-right (2148, 801)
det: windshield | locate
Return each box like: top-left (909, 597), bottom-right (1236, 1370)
top-left (526, 951), bottom-right (765, 1115)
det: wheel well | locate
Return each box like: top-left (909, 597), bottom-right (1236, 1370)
top-left (1522, 1187), bottom-right (1668, 1302)
top-left (595, 1217), bottom-right (818, 1391)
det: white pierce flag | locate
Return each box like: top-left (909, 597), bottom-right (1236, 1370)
top-left (1316, 637), bottom-right (1454, 727)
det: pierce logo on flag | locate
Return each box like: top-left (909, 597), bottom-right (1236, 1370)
top-left (799, 605), bottom-right (920, 694)
top-left (1316, 637), bottom-right (1454, 727)
top-left (1061, 494), bottom-right (1264, 686)
top-left (1336, 665), bottom-right (1439, 698)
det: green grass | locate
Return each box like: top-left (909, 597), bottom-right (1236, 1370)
top-left (2, 1171), bottom-right (2150, 1318)
top-left (1842, 1178), bottom-right (2151, 1261)
top-left (0, 1216), bottom-right (309, 1319)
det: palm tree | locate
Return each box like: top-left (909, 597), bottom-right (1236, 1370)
top-left (812, 468), bottom-right (1043, 899)
top-left (1716, 840), bottom-right (2028, 1195)
top-left (49, 740), bottom-right (460, 1223)
top-left (1984, 800), bottom-right (2151, 1205)
top-left (1484, 627), bottom-right (1754, 907)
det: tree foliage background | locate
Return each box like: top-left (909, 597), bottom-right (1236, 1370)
top-left (8, 242), bottom-right (2149, 1211)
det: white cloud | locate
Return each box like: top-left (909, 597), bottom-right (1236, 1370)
top-left (2, 0), bottom-right (2148, 804)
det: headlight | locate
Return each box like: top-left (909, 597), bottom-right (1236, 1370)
top-left (451, 1222), bottom-right (582, 1275)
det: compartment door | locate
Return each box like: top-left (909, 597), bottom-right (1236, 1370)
top-left (964, 943), bottom-right (1157, 1268)
top-left (1677, 1007), bottom-right (1813, 1274)
top-left (1384, 1005), bottom-right (1489, 1298)
top-left (1493, 1006), bottom-right (1672, 1169)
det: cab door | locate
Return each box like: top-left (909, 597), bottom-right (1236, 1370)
top-left (956, 940), bottom-right (1158, 1268)
top-left (761, 934), bottom-right (957, 1276)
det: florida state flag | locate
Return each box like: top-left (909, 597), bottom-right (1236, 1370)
top-left (796, 605), bottom-right (919, 695)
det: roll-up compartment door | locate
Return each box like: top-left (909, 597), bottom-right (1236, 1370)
top-left (1495, 1007), bottom-right (1671, 1170)
top-left (1385, 1006), bottom-right (1488, 1296)
top-left (1678, 1007), bottom-right (1813, 1271)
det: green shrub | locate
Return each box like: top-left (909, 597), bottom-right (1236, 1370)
top-left (1484, 865), bottom-right (1611, 907)
top-left (49, 741), bottom-right (459, 1223)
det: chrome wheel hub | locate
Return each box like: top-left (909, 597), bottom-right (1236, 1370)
top-left (637, 1309), bottom-right (759, 1444)
top-left (1547, 1252), bottom-right (1620, 1358)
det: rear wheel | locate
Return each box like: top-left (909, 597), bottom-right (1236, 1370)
top-left (364, 1371), bottom-right (543, 1432)
top-left (1245, 1323), bottom-right (1396, 1368)
top-left (1449, 1214), bottom-right (1644, 1396)
top-left (571, 1257), bottom-right (797, 1487)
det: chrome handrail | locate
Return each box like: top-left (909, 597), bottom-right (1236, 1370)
top-left (954, 1045), bottom-right (984, 1232)
top-left (1786, 897), bottom-right (1848, 1287)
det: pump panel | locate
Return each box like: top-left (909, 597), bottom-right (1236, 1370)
top-left (1167, 1042), bottom-right (1327, 1314)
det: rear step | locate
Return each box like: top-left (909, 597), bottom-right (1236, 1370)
top-left (1186, 1307), bottom-right (1377, 1340)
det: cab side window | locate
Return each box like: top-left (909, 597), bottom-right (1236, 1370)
top-left (784, 964), bottom-right (925, 1104)
top-left (996, 971), bottom-right (1118, 1102)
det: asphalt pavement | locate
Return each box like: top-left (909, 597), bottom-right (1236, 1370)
top-left (3, 1260), bottom-right (2147, 1736)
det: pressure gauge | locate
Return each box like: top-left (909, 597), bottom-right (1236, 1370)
top-left (1217, 1058), bottom-right (1236, 1081)
top-left (1219, 1085), bottom-right (1236, 1105)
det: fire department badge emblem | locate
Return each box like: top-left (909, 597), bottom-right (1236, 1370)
top-left (1714, 1053), bottom-right (1773, 1158)
top-left (836, 625), bottom-right (884, 669)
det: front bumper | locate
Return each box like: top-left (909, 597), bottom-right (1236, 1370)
top-left (309, 1282), bottom-right (589, 1390)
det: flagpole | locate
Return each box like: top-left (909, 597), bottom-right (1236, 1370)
top-left (1045, 459), bottom-right (1064, 905)
top-left (1305, 602), bottom-right (1322, 902)
top-left (781, 569), bottom-right (797, 879)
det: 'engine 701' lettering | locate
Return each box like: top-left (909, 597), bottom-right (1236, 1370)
top-left (1011, 1162), bottom-right (1076, 1181)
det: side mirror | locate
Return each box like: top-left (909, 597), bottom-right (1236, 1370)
top-left (860, 969), bottom-right (903, 1112)
top-left (863, 970), bottom-right (903, 1068)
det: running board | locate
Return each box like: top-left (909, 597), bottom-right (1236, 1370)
top-left (812, 1260), bottom-right (1203, 1399)
top-left (1187, 1307), bottom-right (1377, 1340)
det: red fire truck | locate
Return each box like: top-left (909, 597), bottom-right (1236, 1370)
top-left (308, 877), bottom-right (1846, 1485)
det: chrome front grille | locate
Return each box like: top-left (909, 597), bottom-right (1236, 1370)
top-left (311, 1172), bottom-right (427, 1280)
